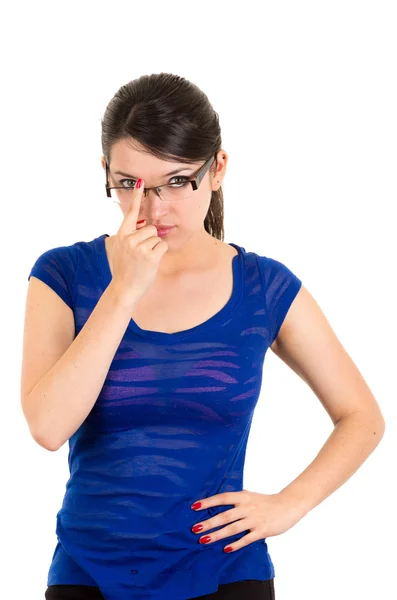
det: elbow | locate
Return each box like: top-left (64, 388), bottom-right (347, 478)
top-left (30, 427), bottom-right (62, 452)
top-left (23, 404), bottom-right (63, 451)
top-left (372, 411), bottom-right (386, 437)
top-left (378, 419), bottom-right (386, 440)
top-left (368, 414), bottom-right (386, 445)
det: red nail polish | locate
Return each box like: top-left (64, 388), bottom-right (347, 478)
top-left (191, 502), bottom-right (202, 510)
top-left (136, 178), bottom-right (142, 189)
top-left (192, 524), bottom-right (203, 533)
top-left (137, 219), bottom-right (145, 224)
top-left (224, 546), bottom-right (233, 553)
top-left (200, 536), bottom-right (211, 544)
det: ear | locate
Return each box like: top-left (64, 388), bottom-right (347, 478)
top-left (211, 150), bottom-right (228, 191)
top-left (101, 156), bottom-right (106, 170)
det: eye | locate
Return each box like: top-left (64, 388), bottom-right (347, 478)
top-left (119, 179), bottom-right (136, 188)
top-left (119, 176), bottom-right (189, 189)
top-left (168, 176), bottom-right (189, 187)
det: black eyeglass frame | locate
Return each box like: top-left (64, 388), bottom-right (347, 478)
top-left (105, 154), bottom-right (217, 200)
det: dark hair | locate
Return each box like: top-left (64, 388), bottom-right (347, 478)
top-left (101, 72), bottom-right (224, 241)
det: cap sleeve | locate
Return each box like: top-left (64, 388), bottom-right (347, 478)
top-left (28, 245), bottom-right (76, 310)
top-left (259, 256), bottom-right (303, 346)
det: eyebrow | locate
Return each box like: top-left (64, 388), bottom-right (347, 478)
top-left (113, 167), bottom-right (194, 178)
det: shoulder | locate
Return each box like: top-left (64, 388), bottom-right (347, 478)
top-left (29, 241), bottom-right (78, 275)
top-left (30, 234), bottom-right (101, 269)
top-left (27, 235), bottom-right (100, 309)
top-left (243, 248), bottom-right (303, 348)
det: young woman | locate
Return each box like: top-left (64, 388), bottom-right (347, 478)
top-left (21, 73), bottom-right (385, 600)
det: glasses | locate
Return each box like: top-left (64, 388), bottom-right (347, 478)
top-left (105, 154), bottom-right (216, 204)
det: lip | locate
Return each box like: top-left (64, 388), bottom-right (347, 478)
top-left (154, 225), bottom-right (175, 238)
top-left (154, 226), bottom-right (175, 232)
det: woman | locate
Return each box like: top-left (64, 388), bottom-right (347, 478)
top-left (21, 73), bottom-right (385, 600)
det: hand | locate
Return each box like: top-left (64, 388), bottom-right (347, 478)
top-left (190, 489), bottom-right (305, 553)
top-left (110, 178), bottom-right (169, 305)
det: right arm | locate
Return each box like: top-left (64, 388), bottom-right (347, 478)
top-left (22, 178), bottom-right (167, 451)
top-left (21, 279), bottom-right (140, 451)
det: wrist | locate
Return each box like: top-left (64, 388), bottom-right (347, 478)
top-left (277, 485), bottom-right (312, 520)
top-left (106, 281), bottom-right (141, 311)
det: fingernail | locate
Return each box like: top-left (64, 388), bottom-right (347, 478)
top-left (199, 536), bottom-right (211, 544)
top-left (136, 178), bottom-right (143, 189)
top-left (191, 524), bottom-right (203, 533)
top-left (137, 219), bottom-right (145, 224)
top-left (191, 502), bottom-right (202, 510)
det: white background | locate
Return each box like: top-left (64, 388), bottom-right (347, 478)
top-left (2, 1), bottom-right (396, 599)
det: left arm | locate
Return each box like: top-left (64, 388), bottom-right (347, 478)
top-left (270, 284), bottom-right (385, 518)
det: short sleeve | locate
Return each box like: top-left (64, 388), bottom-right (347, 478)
top-left (259, 256), bottom-right (303, 346)
top-left (28, 245), bottom-right (76, 310)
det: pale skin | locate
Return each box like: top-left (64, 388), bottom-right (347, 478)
top-left (102, 138), bottom-right (386, 553)
top-left (101, 137), bottom-right (229, 278)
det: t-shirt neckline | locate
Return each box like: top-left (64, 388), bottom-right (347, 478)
top-left (95, 233), bottom-right (244, 342)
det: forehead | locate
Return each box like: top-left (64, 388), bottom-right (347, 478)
top-left (110, 138), bottom-right (198, 173)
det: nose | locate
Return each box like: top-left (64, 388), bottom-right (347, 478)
top-left (142, 188), bottom-right (169, 221)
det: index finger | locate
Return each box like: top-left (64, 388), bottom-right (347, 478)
top-left (117, 178), bottom-right (145, 236)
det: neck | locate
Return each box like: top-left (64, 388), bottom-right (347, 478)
top-left (157, 229), bottom-right (221, 277)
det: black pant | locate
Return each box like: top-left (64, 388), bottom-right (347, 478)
top-left (45, 578), bottom-right (275, 599)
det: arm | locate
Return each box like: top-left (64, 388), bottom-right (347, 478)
top-left (22, 282), bottom-right (140, 451)
top-left (270, 285), bottom-right (385, 517)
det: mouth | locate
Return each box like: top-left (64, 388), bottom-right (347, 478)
top-left (154, 225), bottom-right (175, 237)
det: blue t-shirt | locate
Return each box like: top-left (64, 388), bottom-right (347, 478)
top-left (28, 233), bottom-right (302, 600)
